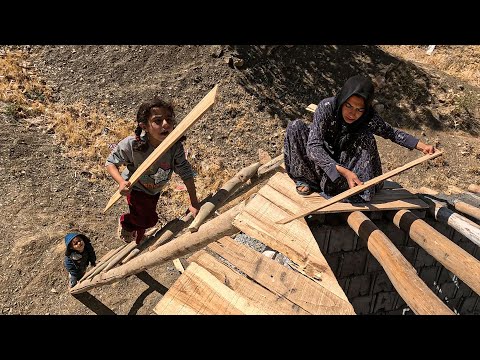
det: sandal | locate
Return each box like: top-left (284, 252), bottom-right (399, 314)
top-left (295, 181), bottom-right (313, 196)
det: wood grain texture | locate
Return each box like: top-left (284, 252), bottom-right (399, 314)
top-left (207, 237), bottom-right (355, 314)
top-left (232, 193), bottom-right (349, 302)
top-left (189, 250), bottom-right (310, 314)
top-left (153, 261), bottom-right (266, 315)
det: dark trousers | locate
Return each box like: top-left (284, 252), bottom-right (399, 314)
top-left (284, 119), bottom-right (383, 202)
top-left (120, 189), bottom-right (160, 243)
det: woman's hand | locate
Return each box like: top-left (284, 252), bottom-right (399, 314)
top-left (336, 165), bottom-right (363, 189)
top-left (416, 141), bottom-right (436, 155)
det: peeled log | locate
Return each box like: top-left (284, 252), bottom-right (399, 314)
top-left (70, 201), bottom-right (245, 294)
top-left (188, 162), bottom-right (261, 233)
top-left (149, 212), bottom-right (194, 252)
top-left (391, 209), bottom-right (480, 296)
top-left (347, 211), bottom-right (453, 315)
top-left (468, 184), bottom-right (480, 194)
top-left (453, 200), bottom-right (480, 222)
top-left (420, 195), bottom-right (480, 247)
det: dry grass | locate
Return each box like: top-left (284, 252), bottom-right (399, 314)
top-left (380, 45), bottom-right (480, 88)
top-left (1, 49), bottom-right (133, 180)
top-left (1, 48), bottom-right (239, 220)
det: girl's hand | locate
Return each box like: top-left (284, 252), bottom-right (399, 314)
top-left (188, 204), bottom-right (199, 218)
top-left (119, 180), bottom-right (132, 196)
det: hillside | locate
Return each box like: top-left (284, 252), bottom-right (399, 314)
top-left (1, 45), bottom-right (479, 315)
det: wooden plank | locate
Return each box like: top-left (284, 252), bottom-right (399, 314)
top-left (104, 85), bottom-right (218, 212)
top-left (189, 250), bottom-right (310, 314)
top-left (312, 198), bottom-right (428, 214)
top-left (234, 191), bottom-right (321, 262)
top-left (232, 193), bottom-right (348, 302)
top-left (277, 150), bottom-right (444, 224)
top-left (208, 237), bottom-right (355, 314)
top-left (153, 261), bottom-right (267, 315)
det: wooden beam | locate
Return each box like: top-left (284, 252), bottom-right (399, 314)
top-left (148, 212), bottom-right (194, 252)
top-left (390, 209), bottom-right (480, 296)
top-left (346, 211), bottom-right (453, 315)
top-left (69, 201), bottom-right (244, 294)
top-left (420, 195), bottom-right (480, 247)
top-left (257, 153), bottom-right (284, 176)
top-left (80, 243), bottom-right (129, 281)
top-left (104, 85), bottom-right (218, 213)
top-left (277, 151), bottom-right (444, 224)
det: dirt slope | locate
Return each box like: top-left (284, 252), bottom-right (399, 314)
top-left (1, 45), bottom-right (479, 315)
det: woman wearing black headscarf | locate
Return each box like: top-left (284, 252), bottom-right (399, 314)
top-left (284, 74), bottom-right (436, 202)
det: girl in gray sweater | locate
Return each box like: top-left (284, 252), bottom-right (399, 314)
top-left (106, 97), bottom-right (199, 243)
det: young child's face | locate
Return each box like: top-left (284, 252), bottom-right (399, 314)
top-left (70, 236), bottom-right (85, 252)
top-left (144, 107), bottom-right (174, 144)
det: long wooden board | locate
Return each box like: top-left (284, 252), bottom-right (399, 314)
top-left (260, 173), bottom-right (427, 214)
top-left (104, 85), bottom-right (218, 212)
top-left (276, 150), bottom-right (443, 224)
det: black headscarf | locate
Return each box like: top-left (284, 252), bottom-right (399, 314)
top-left (333, 75), bottom-right (375, 154)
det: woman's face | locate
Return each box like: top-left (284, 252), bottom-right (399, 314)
top-left (341, 95), bottom-right (366, 124)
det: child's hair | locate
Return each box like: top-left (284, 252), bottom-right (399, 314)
top-left (133, 97), bottom-right (175, 152)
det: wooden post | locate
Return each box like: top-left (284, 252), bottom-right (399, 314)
top-left (346, 211), bottom-right (453, 315)
top-left (277, 151), bottom-right (444, 224)
top-left (104, 85), bottom-right (218, 213)
top-left (390, 209), bottom-right (480, 295)
top-left (69, 201), bottom-right (245, 295)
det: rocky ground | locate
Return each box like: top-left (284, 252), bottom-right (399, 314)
top-left (1, 45), bottom-right (479, 315)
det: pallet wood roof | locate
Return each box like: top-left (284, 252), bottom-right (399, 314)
top-left (154, 172), bottom-right (430, 315)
